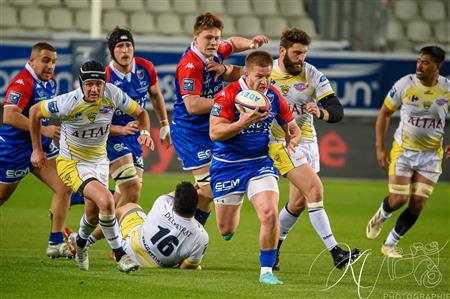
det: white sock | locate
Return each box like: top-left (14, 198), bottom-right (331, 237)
top-left (385, 229), bottom-right (402, 246)
top-left (279, 205), bottom-right (301, 241)
top-left (78, 214), bottom-right (97, 240)
top-left (260, 267), bottom-right (272, 275)
top-left (98, 214), bottom-right (122, 250)
top-left (86, 235), bottom-right (97, 247)
top-left (308, 205), bottom-right (337, 250)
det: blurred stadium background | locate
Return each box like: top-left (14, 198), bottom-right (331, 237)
top-left (0, 0), bottom-right (449, 180)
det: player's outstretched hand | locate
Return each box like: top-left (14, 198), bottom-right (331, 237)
top-left (138, 134), bottom-right (155, 151)
top-left (31, 149), bottom-right (47, 168)
top-left (122, 121), bottom-right (140, 135)
top-left (285, 123), bottom-right (301, 155)
top-left (249, 35), bottom-right (269, 49)
top-left (445, 144), bottom-right (450, 159)
top-left (42, 125), bottom-right (60, 139)
top-left (160, 126), bottom-right (172, 149)
top-left (376, 148), bottom-right (389, 170)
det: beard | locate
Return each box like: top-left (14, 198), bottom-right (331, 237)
top-left (283, 55), bottom-right (302, 76)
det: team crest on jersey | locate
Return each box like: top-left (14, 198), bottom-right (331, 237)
top-left (37, 89), bottom-right (44, 97)
top-left (136, 69), bottom-right (144, 79)
top-left (279, 84), bottom-right (290, 95)
top-left (293, 82), bottom-right (309, 91)
top-left (87, 112), bottom-right (97, 123)
top-left (436, 98), bottom-right (448, 106)
top-left (422, 101), bottom-right (433, 111)
top-left (211, 103), bottom-right (222, 116)
top-left (7, 91), bottom-right (21, 104)
top-left (183, 78), bottom-right (194, 91)
top-left (266, 93), bottom-right (274, 102)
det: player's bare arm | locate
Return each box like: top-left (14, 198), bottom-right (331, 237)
top-left (130, 105), bottom-right (154, 150)
top-left (28, 103), bottom-right (47, 168)
top-left (210, 106), bottom-right (267, 141)
top-left (375, 104), bottom-right (395, 170)
top-left (282, 120), bottom-right (301, 154)
top-left (183, 95), bottom-right (214, 115)
top-left (149, 83), bottom-right (171, 147)
top-left (228, 35), bottom-right (269, 52)
top-left (109, 121), bottom-right (139, 136)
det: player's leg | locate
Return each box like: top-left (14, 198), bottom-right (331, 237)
top-left (192, 165), bottom-right (213, 226)
top-left (248, 176), bottom-right (283, 285)
top-left (273, 183), bottom-right (306, 270)
top-left (32, 158), bottom-right (72, 258)
top-left (382, 149), bottom-right (441, 258)
top-left (0, 183), bottom-right (19, 206)
top-left (214, 201), bottom-right (242, 240)
top-left (367, 142), bottom-right (411, 241)
top-left (171, 125), bottom-right (212, 226)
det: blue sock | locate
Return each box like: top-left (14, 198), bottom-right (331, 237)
top-left (194, 209), bottom-right (210, 226)
top-left (260, 249), bottom-right (277, 268)
top-left (49, 232), bottom-right (64, 245)
top-left (70, 193), bottom-right (85, 206)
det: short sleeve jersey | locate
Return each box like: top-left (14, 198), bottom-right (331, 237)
top-left (384, 74), bottom-right (449, 150)
top-left (141, 194), bottom-right (209, 267)
top-left (173, 41), bottom-right (233, 132)
top-left (39, 83), bottom-right (137, 162)
top-left (270, 60), bottom-right (334, 143)
top-left (211, 77), bottom-right (294, 162)
top-left (0, 63), bottom-right (56, 148)
top-left (106, 57), bottom-right (157, 128)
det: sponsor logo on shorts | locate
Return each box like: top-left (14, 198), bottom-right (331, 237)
top-left (6, 167), bottom-right (30, 179)
top-left (197, 150), bottom-right (211, 160)
top-left (215, 178), bottom-right (240, 191)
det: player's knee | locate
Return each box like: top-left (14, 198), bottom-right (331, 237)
top-left (117, 179), bottom-right (141, 203)
top-left (258, 208), bottom-right (278, 227)
top-left (412, 182), bottom-right (434, 199)
top-left (288, 199), bottom-right (306, 214)
top-left (111, 163), bottom-right (138, 188)
top-left (217, 222), bottom-right (234, 236)
top-left (95, 192), bottom-right (115, 213)
top-left (388, 184), bottom-right (410, 206)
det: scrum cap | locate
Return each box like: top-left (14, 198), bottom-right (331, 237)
top-left (78, 61), bottom-right (106, 86)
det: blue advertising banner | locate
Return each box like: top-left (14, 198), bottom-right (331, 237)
top-left (1, 39), bottom-right (449, 116)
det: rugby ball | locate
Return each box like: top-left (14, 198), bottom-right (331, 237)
top-left (234, 90), bottom-right (270, 113)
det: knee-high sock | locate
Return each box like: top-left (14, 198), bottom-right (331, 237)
top-left (385, 208), bottom-right (418, 245)
top-left (308, 203), bottom-right (337, 250)
top-left (77, 214), bottom-right (97, 248)
top-left (98, 214), bottom-right (122, 250)
top-left (279, 204), bottom-right (301, 241)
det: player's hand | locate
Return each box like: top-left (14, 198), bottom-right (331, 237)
top-left (285, 124), bottom-right (301, 155)
top-left (42, 125), bottom-right (60, 139)
top-left (138, 133), bottom-right (155, 151)
top-left (31, 149), bottom-right (47, 168)
top-left (306, 102), bottom-right (321, 118)
top-left (236, 105), bottom-right (268, 128)
top-left (206, 60), bottom-right (227, 81)
top-left (445, 144), bottom-right (450, 159)
top-left (160, 125), bottom-right (172, 148)
top-left (249, 35), bottom-right (269, 49)
top-left (121, 121), bottom-right (140, 135)
top-left (376, 147), bottom-right (389, 170)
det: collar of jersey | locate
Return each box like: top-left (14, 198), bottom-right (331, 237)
top-left (109, 59), bottom-right (136, 82)
top-left (25, 62), bottom-right (42, 83)
top-left (238, 76), bottom-right (269, 97)
top-left (190, 42), bottom-right (217, 65)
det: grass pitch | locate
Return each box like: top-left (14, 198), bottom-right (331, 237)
top-left (1, 173), bottom-right (448, 299)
